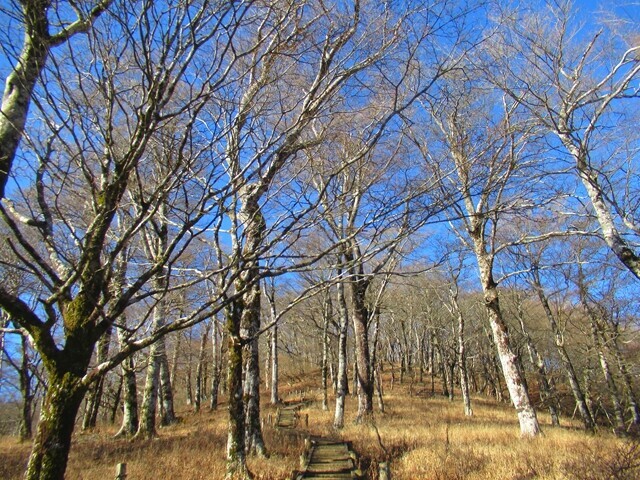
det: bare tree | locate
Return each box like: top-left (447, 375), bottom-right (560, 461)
top-left (420, 69), bottom-right (545, 436)
top-left (0, 0), bottom-right (112, 200)
top-left (491, 1), bottom-right (640, 279)
top-left (0, 2), bottom-right (246, 477)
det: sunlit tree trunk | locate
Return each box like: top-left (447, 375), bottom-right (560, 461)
top-left (473, 245), bottom-right (540, 436)
top-left (589, 320), bottom-right (625, 431)
top-left (449, 291), bottom-right (472, 416)
top-left (334, 277), bottom-right (349, 429)
top-left (606, 328), bottom-right (640, 425)
top-left (270, 325), bottom-right (279, 406)
top-left (322, 291), bottom-right (332, 411)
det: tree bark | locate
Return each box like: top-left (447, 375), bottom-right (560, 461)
top-left (158, 344), bottom-right (176, 426)
top-left (606, 327), bottom-right (640, 425)
top-left (473, 246), bottom-right (540, 436)
top-left (270, 324), bottom-right (279, 405)
top-left (349, 270), bottom-right (373, 422)
top-left (334, 279), bottom-right (349, 429)
top-left (454, 302), bottom-right (473, 416)
top-left (225, 301), bottom-right (250, 479)
top-left (590, 320), bottom-right (625, 430)
top-left (321, 291), bottom-right (331, 411)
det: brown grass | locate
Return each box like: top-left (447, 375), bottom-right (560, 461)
top-left (1, 375), bottom-right (638, 479)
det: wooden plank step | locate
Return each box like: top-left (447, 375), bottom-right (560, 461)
top-left (300, 475), bottom-right (354, 479)
top-left (306, 463), bottom-right (354, 473)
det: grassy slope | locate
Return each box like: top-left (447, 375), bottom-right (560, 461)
top-left (1, 373), bottom-right (638, 479)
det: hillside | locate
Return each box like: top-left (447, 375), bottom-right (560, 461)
top-left (2, 372), bottom-right (638, 480)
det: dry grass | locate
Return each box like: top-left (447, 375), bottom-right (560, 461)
top-left (1, 375), bottom-right (639, 479)
top-left (299, 380), bottom-right (639, 480)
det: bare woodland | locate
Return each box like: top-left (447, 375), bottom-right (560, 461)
top-left (0, 1), bottom-right (638, 479)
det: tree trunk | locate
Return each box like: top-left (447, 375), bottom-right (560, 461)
top-left (242, 276), bottom-right (266, 457)
top-left (590, 321), bottom-right (625, 431)
top-left (350, 277), bottom-right (373, 422)
top-left (136, 341), bottom-right (161, 438)
top-left (560, 136), bottom-right (640, 279)
top-left (24, 368), bottom-right (89, 480)
top-left (322, 291), bottom-right (331, 411)
top-left (606, 327), bottom-right (640, 425)
top-left (484, 287), bottom-right (540, 436)
top-left (455, 303), bottom-right (473, 416)
top-left (334, 279), bottom-right (349, 429)
top-left (225, 301), bottom-right (250, 479)
top-left (170, 331), bottom-right (181, 387)
top-left (472, 242), bottom-right (540, 437)
top-left (211, 320), bottom-right (221, 410)
top-left (115, 349), bottom-right (138, 437)
top-left (270, 324), bottom-right (279, 405)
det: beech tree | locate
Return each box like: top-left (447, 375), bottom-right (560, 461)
top-left (419, 67), bottom-right (546, 436)
top-left (0, 0), bottom-right (112, 200)
top-left (0, 2), bottom-right (248, 478)
top-left (490, 1), bottom-right (640, 279)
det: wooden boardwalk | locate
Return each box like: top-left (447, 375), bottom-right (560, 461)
top-left (276, 397), bottom-right (363, 480)
top-left (275, 403), bottom-right (302, 429)
top-left (294, 439), bottom-right (361, 479)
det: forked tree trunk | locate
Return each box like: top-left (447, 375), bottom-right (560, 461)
top-left (334, 279), bottom-right (349, 429)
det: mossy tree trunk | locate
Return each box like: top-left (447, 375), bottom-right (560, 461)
top-left (225, 301), bottom-right (251, 479)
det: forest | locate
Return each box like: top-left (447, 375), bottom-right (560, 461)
top-left (0, 0), bottom-right (639, 479)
